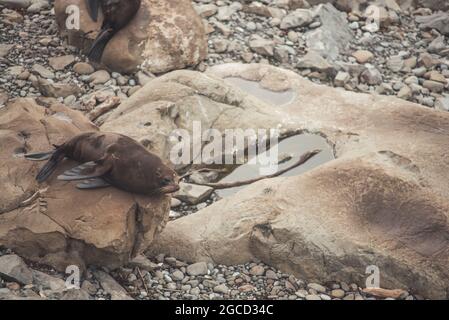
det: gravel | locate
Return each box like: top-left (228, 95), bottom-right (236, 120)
top-left (0, 0), bottom-right (442, 301)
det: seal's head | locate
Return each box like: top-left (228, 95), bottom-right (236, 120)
top-left (154, 165), bottom-right (180, 194)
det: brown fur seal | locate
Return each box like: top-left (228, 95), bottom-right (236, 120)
top-left (86, 0), bottom-right (142, 62)
top-left (25, 132), bottom-right (179, 195)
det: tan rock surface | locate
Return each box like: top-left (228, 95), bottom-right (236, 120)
top-left (115, 63), bottom-right (449, 299)
top-left (54, 0), bottom-right (207, 74)
top-left (0, 98), bottom-right (170, 271)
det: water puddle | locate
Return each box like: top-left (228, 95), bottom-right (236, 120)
top-left (216, 134), bottom-right (335, 198)
top-left (225, 77), bottom-right (295, 106)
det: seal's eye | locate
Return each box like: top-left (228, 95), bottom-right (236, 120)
top-left (160, 177), bottom-right (172, 186)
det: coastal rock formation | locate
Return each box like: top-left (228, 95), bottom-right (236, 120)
top-left (142, 63), bottom-right (449, 299)
top-left (0, 98), bottom-right (171, 272)
top-left (54, 0), bottom-right (207, 74)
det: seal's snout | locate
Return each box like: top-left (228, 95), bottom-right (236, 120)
top-left (158, 174), bottom-right (180, 194)
top-left (159, 183), bottom-right (180, 194)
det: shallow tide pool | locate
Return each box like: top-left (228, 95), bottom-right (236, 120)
top-left (216, 133), bottom-right (335, 198)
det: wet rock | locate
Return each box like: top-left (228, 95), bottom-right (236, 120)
top-left (422, 80), bottom-right (444, 93)
top-left (195, 4), bottom-right (218, 18)
top-left (0, 255), bottom-right (33, 285)
top-left (32, 270), bottom-right (66, 291)
top-left (1, 8), bottom-right (24, 24)
top-left (187, 262), bottom-right (208, 276)
top-left (175, 183), bottom-right (214, 205)
top-left (416, 12), bottom-right (449, 36)
top-left (360, 67), bottom-right (383, 85)
top-left (88, 70), bottom-right (111, 85)
top-left (249, 36), bottom-right (275, 56)
top-left (305, 3), bottom-right (352, 60)
top-left (387, 55), bottom-right (404, 72)
top-left (213, 284), bottom-right (229, 294)
top-left (93, 270), bottom-right (133, 300)
top-left (352, 50), bottom-right (374, 64)
top-left (308, 283), bottom-right (327, 294)
top-left (73, 62), bottom-right (95, 75)
top-left (415, 0), bottom-right (449, 11)
top-left (60, 288), bottom-right (92, 300)
top-left (334, 71), bottom-right (350, 87)
top-left (249, 265), bottom-right (265, 276)
top-left (36, 78), bottom-right (81, 98)
top-left (27, 0), bottom-right (49, 13)
top-left (331, 289), bottom-right (345, 298)
top-left (0, 0), bottom-right (31, 9)
top-left (128, 255), bottom-right (159, 271)
top-left (0, 90), bottom-right (8, 107)
top-left (136, 71), bottom-right (154, 86)
top-left (297, 50), bottom-right (335, 75)
top-left (0, 44), bottom-right (14, 58)
top-left (31, 64), bottom-right (55, 79)
top-left (172, 270), bottom-right (185, 281)
top-left (265, 270), bottom-right (279, 280)
top-left (435, 95), bottom-right (449, 112)
top-left (428, 36), bottom-right (446, 54)
top-left (0, 288), bottom-right (32, 300)
top-left (280, 9), bottom-right (314, 29)
top-left (212, 39), bottom-right (229, 53)
top-left (363, 287), bottom-right (408, 299)
top-left (427, 71), bottom-right (447, 84)
top-left (48, 55), bottom-right (76, 71)
top-left (418, 52), bottom-right (438, 69)
top-left (243, 2), bottom-right (285, 19)
top-left (170, 198), bottom-right (182, 208)
top-left (397, 85), bottom-right (412, 100)
top-left (81, 280), bottom-right (98, 295)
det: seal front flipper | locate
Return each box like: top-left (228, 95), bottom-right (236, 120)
top-left (77, 178), bottom-right (111, 189)
top-left (85, 0), bottom-right (100, 22)
top-left (58, 160), bottom-right (112, 181)
top-left (36, 149), bottom-right (66, 183)
top-left (24, 151), bottom-right (54, 161)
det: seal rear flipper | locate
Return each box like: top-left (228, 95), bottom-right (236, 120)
top-left (24, 151), bottom-right (54, 161)
top-left (87, 28), bottom-right (114, 62)
top-left (77, 178), bottom-right (111, 189)
top-left (57, 161), bottom-right (112, 181)
top-left (36, 149), bottom-right (65, 183)
top-left (85, 0), bottom-right (100, 22)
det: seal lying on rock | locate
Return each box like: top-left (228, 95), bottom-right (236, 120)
top-left (86, 0), bottom-right (142, 62)
top-left (25, 132), bottom-right (179, 195)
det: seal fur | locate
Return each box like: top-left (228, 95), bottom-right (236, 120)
top-left (86, 0), bottom-right (142, 62)
top-left (27, 132), bottom-right (179, 195)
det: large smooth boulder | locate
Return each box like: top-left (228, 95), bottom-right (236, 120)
top-left (0, 98), bottom-right (171, 271)
top-left (119, 63), bottom-right (449, 299)
top-left (100, 70), bottom-right (282, 163)
top-left (54, 0), bottom-right (207, 74)
top-left (305, 3), bottom-right (353, 61)
top-left (416, 12), bottom-right (449, 36)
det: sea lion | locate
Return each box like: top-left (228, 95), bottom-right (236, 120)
top-left (85, 0), bottom-right (142, 62)
top-left (25, 132), bottom-right (179, 195)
